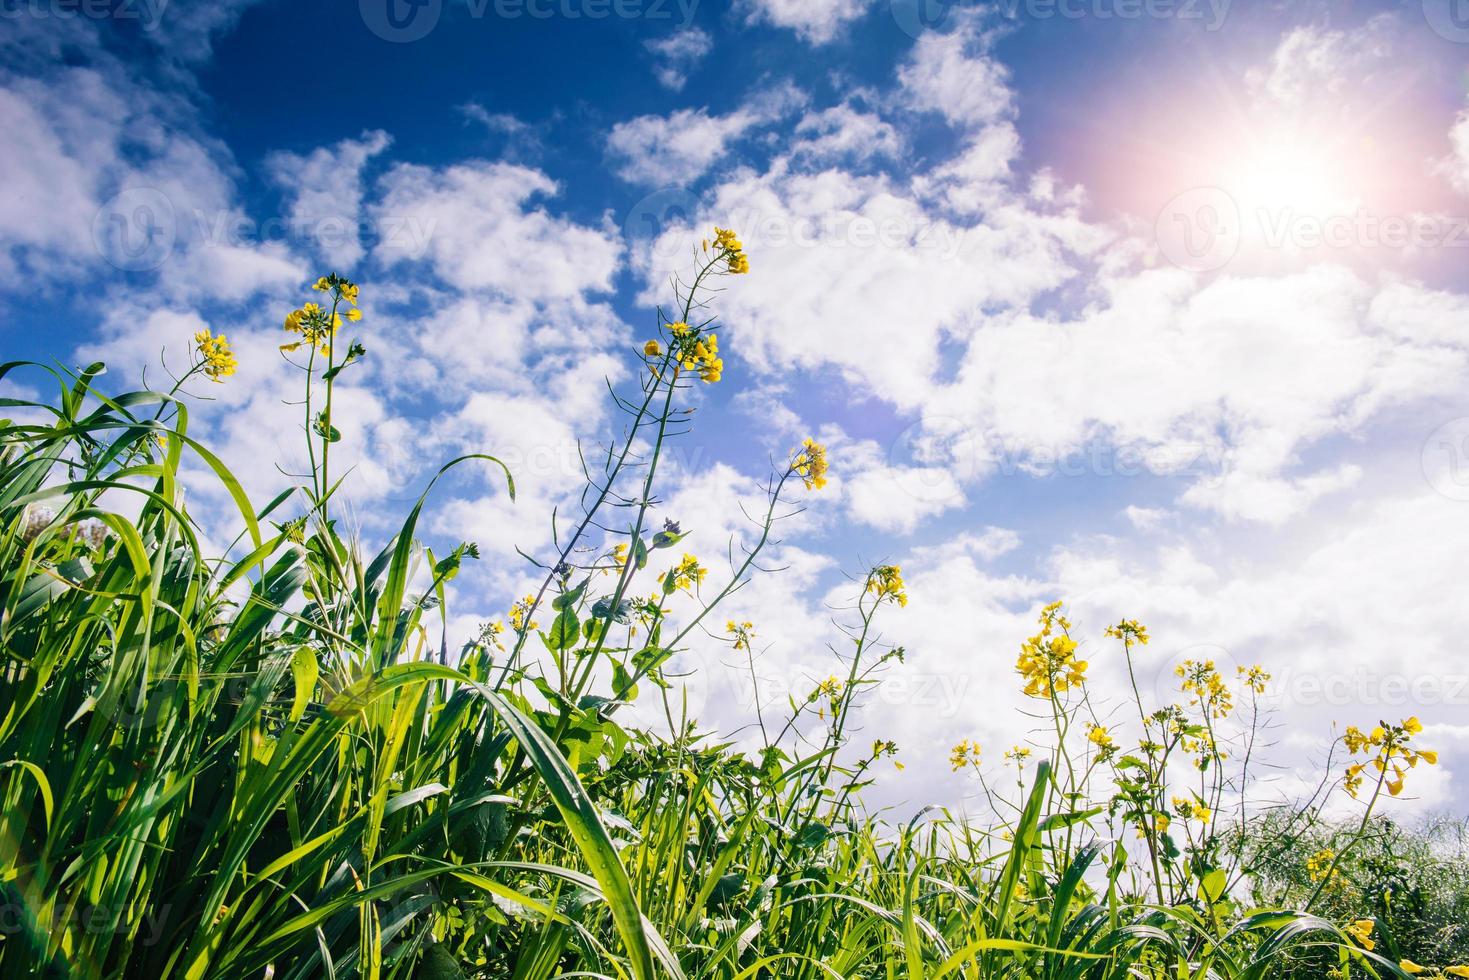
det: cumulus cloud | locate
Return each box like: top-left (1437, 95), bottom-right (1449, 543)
top-left (266, 130), bottom-right (393, 268)
top-left (739, 0), bottom-right (872, 44)
top-left (372, 160), bottom-right (621, 299)
top-left (606, 86), bottom-right (804, 186)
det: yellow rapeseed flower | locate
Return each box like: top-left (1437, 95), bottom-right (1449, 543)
top-left (1344, 919), bottom-right (1375, 951)
top-left (193, 329), bottom-right (237, 381)
top-left (712, 226), bottom-right (749, 274)
top-left (866, 564), bottom-right (907, 606)
top-left (792, 438), bottom-right (829, 490)
top-left (644, 339), bottom-right (661, 356)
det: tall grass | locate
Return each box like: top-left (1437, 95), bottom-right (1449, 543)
top-left (0, 241), bottom-right (1453, 978)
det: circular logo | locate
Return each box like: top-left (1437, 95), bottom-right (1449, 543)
top-left (1422, 418), bottom-right (1469, 501)
top-left (887, 416), bottom-right (981, 506)
top-left (1424, 0), bottom-right (1469, 42)
top-left (890, 0), bottom-right (960, 38)
top-left (623, 188), bottom-right (700, 265)
top-left (92, 187), bottom-right (176, 272)
top-left (360, 0), bottom-right (443, 43)
top-left (1154, 186), bottom-right (1241, 273)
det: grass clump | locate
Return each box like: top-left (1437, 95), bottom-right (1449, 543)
top-left (0, 233), bottom-right (1459, 978)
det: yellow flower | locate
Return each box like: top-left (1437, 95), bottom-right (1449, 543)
top-left (1344, 919), bottom-right (1375, 951)
top-left (1176, 659), bottom-right (1234, 719)
top-left (792, 438), bottom-right (829, 491)
top-left (1004, 745), bottom-right (1032, 768)
top-left (866, 564), bottom-right (907, 607)
top-left (1342, 717), bottom-right (1435, 799)
top-left (949, 739), bottom-right (982, 772)
top-left (312, 276), bottom-right (331, 291)
top-left (672, 553), bottom-right (706, 591)
top-left (1398, 959), bottom-right (1427, 975)
top-left (344, 307), bottom-right (362, 322)
top-left (727, 620), bottom-right (755, 651)
top-left (1016, 602), bottom-right (1087, 699)
top-left (644, 339), bottom-right (661, 356)
top-left (1238, 664), bottom-right (1270, 694)
top-left (1171, 795), bottom-right (1211, 824)
top-left (1445, 966), bottom-right (1469, 977)
top-left (193, 329), bottom-right (237, 381)
top-left (509, 595), bottom-right (539, 633)
top-left (1086, 723), bottom-right (1116, 755)
top-left (1103, 619), bottom-right (1149, 645)
top-left (810, 675), bottom-right (844, 719)
top-left (713, 226), bottom-right (749, 274)
top-left (339, 282), bottom-right (359, 306)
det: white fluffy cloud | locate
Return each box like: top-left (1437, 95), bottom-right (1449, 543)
top-left (644, 28), bottom-right (713, 91)
top-left (739, 0), bottom-right (872, 44)
top-left (606, 86), bottom-right (803, 186)
top-left (266, 130), bottom-right (393, 268)
top-left (372, 160), bottom-right (621, 299)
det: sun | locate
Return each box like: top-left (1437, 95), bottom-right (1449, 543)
top-left (1223, 137), bottom-right (1357, 220)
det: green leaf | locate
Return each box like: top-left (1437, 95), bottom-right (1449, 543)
top-left (548, 608), bottom-right (581, 651)
top-left (288, 647), bottom-right (317, 722)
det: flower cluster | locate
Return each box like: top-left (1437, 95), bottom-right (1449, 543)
top-left (865, 564), bottom-right (907, 607)
top-left (949, 739), bottom-right (982, 773)
top-left (1305, 848), bottom-right (1345, 892)
top-left (1343, 717), bottom-right (1437, 798)
top-left (1104, 619), bottom-right (1149, 645)
top-left (871, 739), bottom-right (901, 769)
top-left (509, 594), bottom-right (539, 633)
top-left (283, 275), bottom-right (362, 354)
top-left (192, 328), bottom-right (237, 381)
top-left (1170, 794), bottom-right (1212, 824)
top-left (1016, 601), bottom-right (1086, 699)
top-left (792, 438), bottom-right (829, 491)
top-left (1004, 745), bottom-right (1032, 769)
top-left (726, 620), bottom-right (755, 651)
top-left (1238, 664), bottom-right (1270, 694)
top-left (665, 321), bottom-right (723, 383)
top-left (810, 675), bottom-right (844, 719)
top-left (712, 226), bottom-right (749, 274)
top-left (671, 553), bottom-right (706, 592)
top-left (1086, 723), bottom-right (1117, 758)
top-left (1176, 659), bottom-right (1233, 719)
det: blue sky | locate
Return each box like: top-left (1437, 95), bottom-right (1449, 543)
top-left (5, 0), bottom-right (1469, 816)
